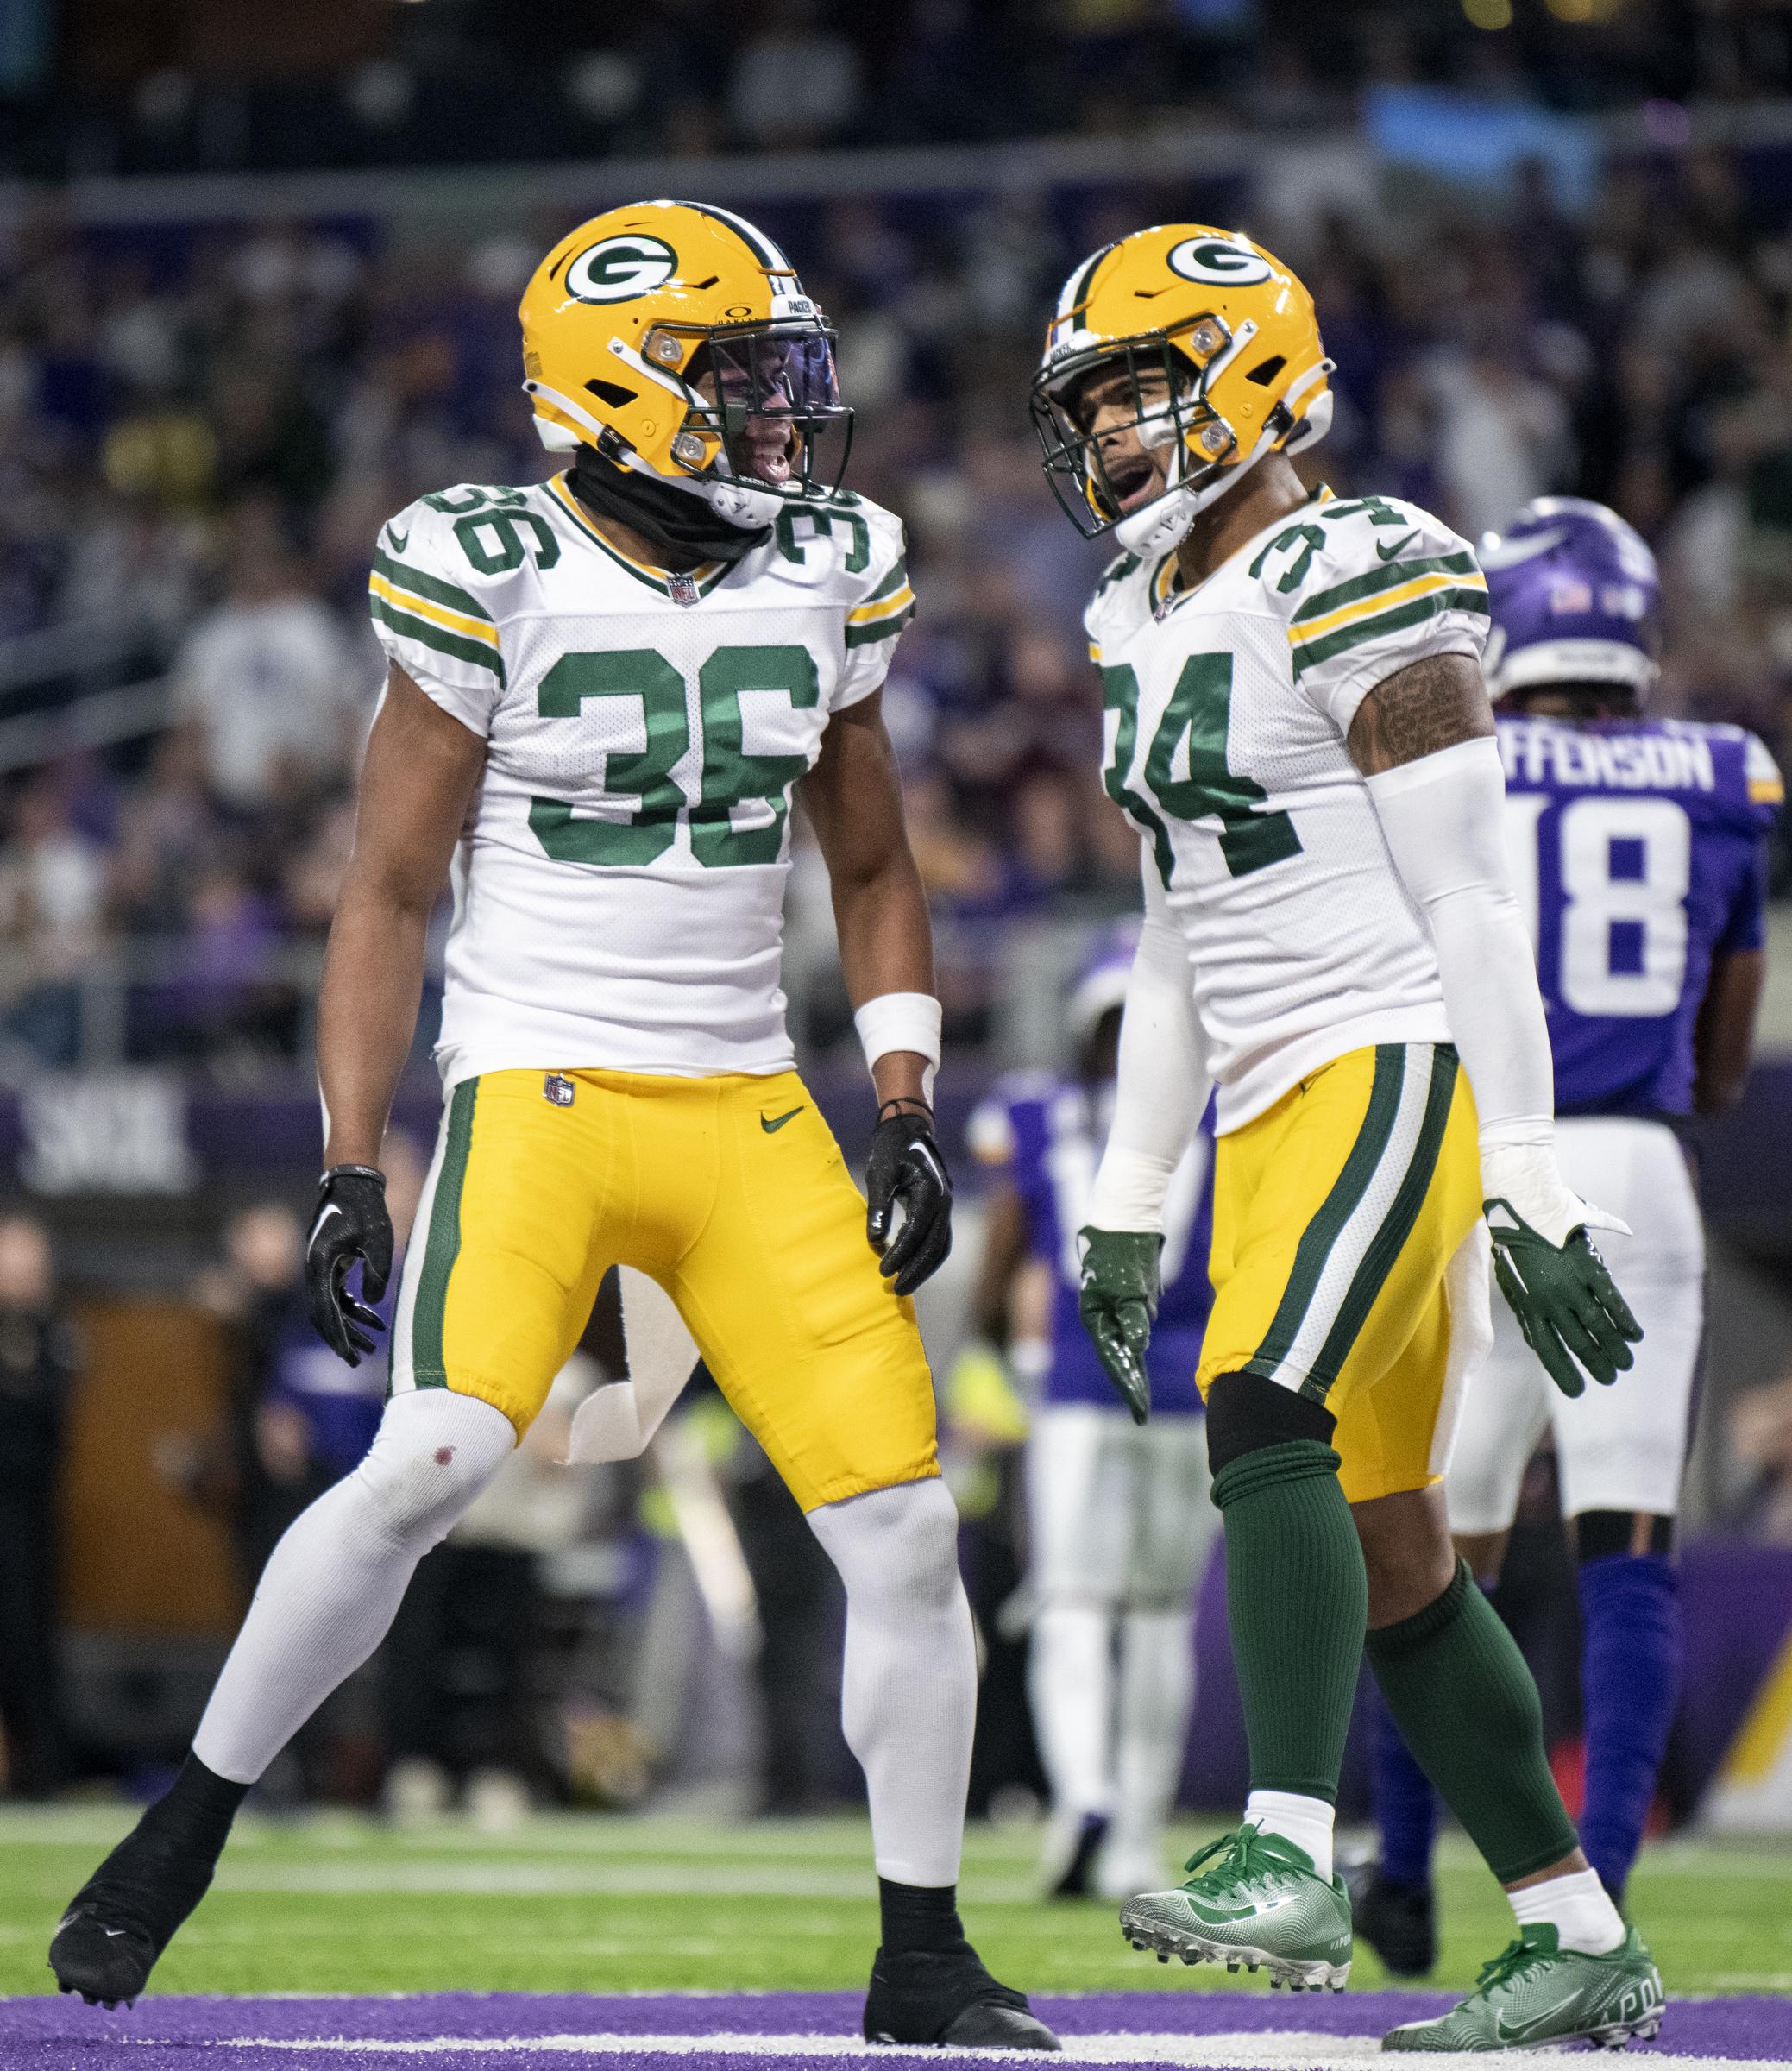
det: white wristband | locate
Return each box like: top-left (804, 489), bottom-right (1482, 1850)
top-left (854, 991), bottom-right (941, 1105)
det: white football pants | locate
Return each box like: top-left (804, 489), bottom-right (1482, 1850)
top-left (1447, 1116), bottom-right (1703, 1532)
top-left (1026, 1405), bottom-right (1217, 1863)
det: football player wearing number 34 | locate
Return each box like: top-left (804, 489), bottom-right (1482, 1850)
top-left (49, 201), bottom-right (1057, 2055)
top-left (1033, 226), bottom-right (1658, 2049)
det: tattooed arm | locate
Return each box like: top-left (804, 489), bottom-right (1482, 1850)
top-left (1346, 650), bottom-right (1495, 776)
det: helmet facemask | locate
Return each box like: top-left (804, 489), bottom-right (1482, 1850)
top-left (1030, 316), bottom-right (1253, 544)
top-left (632, 318), bottom-right (852, 519)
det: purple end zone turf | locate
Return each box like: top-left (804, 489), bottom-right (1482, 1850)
top-left (1, 1988), bottom-right (1788, 2065)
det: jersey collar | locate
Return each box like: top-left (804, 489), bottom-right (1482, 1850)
top-left (1153, 483), bottom-right (1337, 618)
top-left (545, 475), bottom-right (732, 602)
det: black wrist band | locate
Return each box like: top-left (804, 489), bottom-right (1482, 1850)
top-left (321, 1163), bottom-right (386, 1187)
top-left (876, 1096), bottom-right (934, 1125)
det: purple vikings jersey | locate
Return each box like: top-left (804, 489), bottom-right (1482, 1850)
top-left (1498, 715), bottom-right (1780, 1117)
top-left (1481, 495), bottom-right (1782, 1118)
top-left (970, 1074), bottom-right (1213, 1414)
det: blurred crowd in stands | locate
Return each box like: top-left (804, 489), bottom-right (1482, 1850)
top-left (16, 0), bottom-right (1787, 182)
top-left (4, 138), bottom-right (1792, 1067)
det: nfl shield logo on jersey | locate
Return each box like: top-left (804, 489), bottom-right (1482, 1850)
top-left (544, 1073), bottom-right (575, 1107)
top-left (668, 570), bottom-right (701, 607)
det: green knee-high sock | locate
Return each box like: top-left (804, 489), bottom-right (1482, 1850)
top-left (1210, 1438), bottom-right (1367, 1804)
top-left (1366, 1558), bottom-right (1577, 1884)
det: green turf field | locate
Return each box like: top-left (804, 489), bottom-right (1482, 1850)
top-left (1, 1805), bottom-right (1787, 2000)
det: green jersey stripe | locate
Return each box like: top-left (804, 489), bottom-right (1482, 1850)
top-left (371, 593), bottom-right (507, 687)
top-left (411, 1079), bottom-right (479, 1386)
top-left (844, 601), bottom-right (915, 649)
top-left (1290, 587), bottom-right (1490, 680)
top-left (1291, 550), bottom-right (1481, 625)
top-left (862, 557), bottom-right (911, 604)
top-left (1300, 1045), bottom-right (1460, 1401)
top-left (372, 545), bottom-right (492, 623)
top-left (1243, 1046), bottom-right (1406, 1388)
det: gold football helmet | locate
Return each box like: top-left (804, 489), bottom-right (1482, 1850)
top-left (1030, 224), bottom-right (1333, 554)
top-left (519, 199), bottom-right (850, 526)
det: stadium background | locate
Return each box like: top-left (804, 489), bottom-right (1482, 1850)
top-left (3, 0), bottom-right (1792, 2015)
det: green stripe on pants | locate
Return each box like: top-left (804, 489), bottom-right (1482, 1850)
top-left (1302, 1044), bottom-right (1459, 1401)
top-left (1242, 1045), bottom-right (1405, 1391)
top-left (412, 1079), bottom-right (478, 1386)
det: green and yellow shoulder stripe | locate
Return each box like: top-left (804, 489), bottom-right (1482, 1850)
top-left (845, 553), bottom-right (915, 649)
top-left (368, 534), bottom-right (506, 687)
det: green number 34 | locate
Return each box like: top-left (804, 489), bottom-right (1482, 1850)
top-left (528, 645), bottom-right (818, 870)
top-left (1103, 653), bottom-right (1300, 883)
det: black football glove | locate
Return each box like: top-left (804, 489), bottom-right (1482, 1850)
top-left (1077, 1226), bottom-right (1162, 1425)
top-left (305, 1164), bottom-right (394, 1366)
top-left (865, 1103), bottom-right (953, 1298)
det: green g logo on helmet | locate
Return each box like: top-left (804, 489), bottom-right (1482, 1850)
top-left (565, 235), bottom-right (679, 304)
top-left (1166, 237), bottom-right (1273, 287)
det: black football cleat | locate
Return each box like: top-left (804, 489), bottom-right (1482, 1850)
top-left (49, 1813), bottom-right (226, 2005)
top-left (865, 1944), bottom-right (1061, 2051)
top-left (1341, 1854), bottom-right (1437, 1978)
top-left (1042, 1810), bottom-right (1110, 1900)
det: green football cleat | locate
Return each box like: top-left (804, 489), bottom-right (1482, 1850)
top-left (1381, 1922), bottom-right (1664, 2052)
top-left (1118, 1824), bottom-right (1352, 1992)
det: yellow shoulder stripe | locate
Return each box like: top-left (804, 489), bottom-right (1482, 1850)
top-left (1288, 567), bottom-right (1486, 647)
top-left (847, 583), bottom-right (915, 626)
top-left (368, 572), bottom-right (502, 650)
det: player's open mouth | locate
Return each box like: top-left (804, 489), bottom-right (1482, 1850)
top-left (1108, 453), bottom-right (1161, 512)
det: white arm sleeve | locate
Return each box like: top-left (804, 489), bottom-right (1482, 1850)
top-left (1085, 848), bottom-right (1212, 1233)
top-left (1367, 735), bottom-right (1552, 1152)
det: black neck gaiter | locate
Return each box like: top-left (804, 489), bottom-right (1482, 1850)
top-left (569, 444), bottom-right (770, 566)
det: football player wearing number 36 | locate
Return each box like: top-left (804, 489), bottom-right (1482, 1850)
top-left (1033, 226), bottom-right (1659, 2049)
top-left (49, 201), bottom-right (1056, 2055)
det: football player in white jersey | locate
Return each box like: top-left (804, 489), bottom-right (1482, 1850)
top-left (49, 202), bottom-right (1057, 2054)
top-left (1032, 226), bottom-right (1660, 2051)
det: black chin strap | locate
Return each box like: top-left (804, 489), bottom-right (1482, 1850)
top-left (569, 444), bottom-right (770, 566)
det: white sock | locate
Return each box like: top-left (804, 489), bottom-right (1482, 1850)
top-left (1245, 1788), bottom-right (1335, 1881)
top-left (808, 1476), bottom-right (976, 1887)
top-left (1029, 1603), bottom-right (1116, 1821)
top-left (1509, 1866), bottom-right (1625, 1955)
top-left (1111, 1607), bottom-right (1193, 1863)
top-left (193, 1391), bottom-right (515, 1782)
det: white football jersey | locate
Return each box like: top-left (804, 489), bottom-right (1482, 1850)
top-left (1088, 490), bottom-right (1490, 1132)
top-left (368, 474), bottom-right (913, 1086)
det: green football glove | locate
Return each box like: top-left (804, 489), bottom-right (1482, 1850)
top-left (1077, 1225), bottom-right (1163, 1425)
top-left (1484, 1197), bottom-right (1643, 1400)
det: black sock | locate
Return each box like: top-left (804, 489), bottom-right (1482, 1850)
top-left (133, 1753), bottom-right (248, 1866)
top-left (877, 1878), bottom-right (965, 1956)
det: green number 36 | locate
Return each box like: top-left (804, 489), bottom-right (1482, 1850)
top-left (528, 645), bottom-right (819, 869)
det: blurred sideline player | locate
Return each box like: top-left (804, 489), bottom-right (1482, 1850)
top-left (1034, 225), bottom-right (1660, 2050)
top-left (49, 202), bottom-right (1057, 2054)
top-left (966, 926), bottom-right (1219, 1902)
top-left (1351, 498), bottom-right (1781, 1973)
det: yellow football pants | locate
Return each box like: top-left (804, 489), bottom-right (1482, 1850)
top-left (389, 1067), bottom-right (940, 1512)
top-left (1197, 1042), bottom-right (1486, 1505)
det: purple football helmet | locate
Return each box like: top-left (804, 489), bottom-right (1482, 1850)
top-left (1479, 496), bottom-right (1661, 705)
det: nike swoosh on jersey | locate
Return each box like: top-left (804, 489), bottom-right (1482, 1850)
top-left (1376, 531), bottom-right (1419, 562)
top-left (760, 1107), bottom-right (804, 1133)
top-left (387, 528), bottom-right (410, 553)
top-left (1493, 1994), bottom-right (1586, 2043)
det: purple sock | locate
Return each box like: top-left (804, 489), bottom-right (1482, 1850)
top-left (1577, 1552), bottom-right (1682, 1902)
top-left (1372, 1691), bottom-right (1437, 1890)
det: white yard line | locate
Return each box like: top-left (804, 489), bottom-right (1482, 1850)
top-left (124, 2034), bottom-right (1782, 2068)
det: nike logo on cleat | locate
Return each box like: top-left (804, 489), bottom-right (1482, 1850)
top-left (760, 1107), bottom-right (803, 1133)
top-left (1376, 531), bottom-right (1418, 562)
top-left (1493, 1996), bottom-right (1583, 2043)
top-left (101, 1928), bottom-right (126, 1938)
